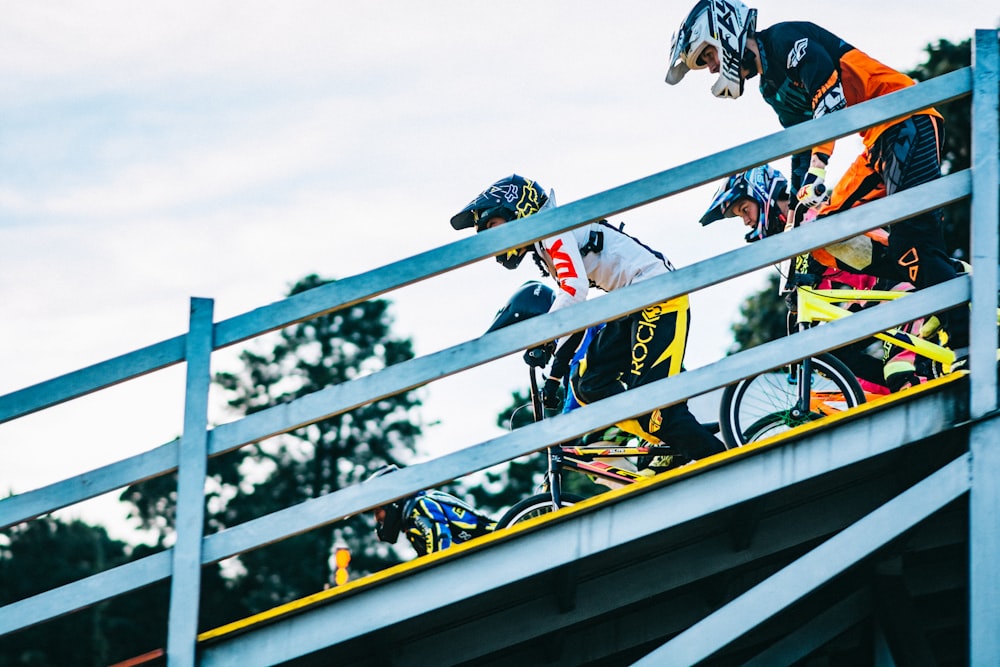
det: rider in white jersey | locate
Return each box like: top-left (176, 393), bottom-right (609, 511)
top-left (451, 175), bottom-right (724, 461)
top-left (535, 220), bottom-right (675, 312)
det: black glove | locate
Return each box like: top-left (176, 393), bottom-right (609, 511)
top-left (523, 341), bottom-right (555, 368)
top-left (784, 290), bottom-right (798, 314)
top-left (541, 377), bottom-right (564, 411)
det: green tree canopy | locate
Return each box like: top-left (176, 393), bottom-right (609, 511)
top-left (0, 517), bottom-right (170, 666)
top-left (123, 273), bottom-right (424, 624)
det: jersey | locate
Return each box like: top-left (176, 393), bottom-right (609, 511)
top-left (401, 490), bottom-right (496, 557)
top-left (754, 21), bottom-right (941, 190)
top-left (532, 220), bottom-right (674, 313)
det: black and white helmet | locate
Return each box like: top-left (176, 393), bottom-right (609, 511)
top-left (665, 0), bottom-right (758, 99)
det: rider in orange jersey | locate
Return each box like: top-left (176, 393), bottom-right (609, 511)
top-left (665, 0), bottom-right (969, 367)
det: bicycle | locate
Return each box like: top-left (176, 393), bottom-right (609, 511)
top-left (719, 268), bottom-right (967, 449)
top-left (495, 366), bottom-right (694, 528)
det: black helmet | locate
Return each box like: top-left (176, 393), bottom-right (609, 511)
top-left (486, 281), bottom-right (556, 334)
top-left (700, 165), bottom-right (789, 242)
top-left (366, 464), bottom-right (405, 544)
top-left (450, 175), bottom-right (551, 270)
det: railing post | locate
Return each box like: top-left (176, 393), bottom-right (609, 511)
top-left (968, 28), bottom-right (1000, 667)
top-left (167, 298), bottom-right (215, 666)
top-left (968, 31), bottom-right (1000, 418)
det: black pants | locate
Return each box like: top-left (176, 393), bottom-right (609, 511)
top-left (825, 114), bottom-right (968, 350)
top-left (570, 296), bottom-right (724, 460)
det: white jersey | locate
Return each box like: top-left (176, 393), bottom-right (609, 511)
top-left (533, 221), bottom-right (675, 313)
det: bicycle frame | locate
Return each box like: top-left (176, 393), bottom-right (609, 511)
top-left (527, 368), bottom-right (676, 506)
top-left (795, 286), bottom-right (958, 371)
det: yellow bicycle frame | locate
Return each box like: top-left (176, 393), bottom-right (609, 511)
top-left (795, 287), bottom-right (958, 372)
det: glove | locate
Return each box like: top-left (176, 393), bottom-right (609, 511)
top-left (523, 341), bottom-right (555, 368)
top-left (541, 377), bottom-right (564, 411)
top-left (796, 166), bottom-right (829, 209)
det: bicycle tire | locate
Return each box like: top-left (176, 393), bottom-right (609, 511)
top-left (720, 353), bottom-right (866, 449)
top-left (496, 493), bottom-right (586, 529)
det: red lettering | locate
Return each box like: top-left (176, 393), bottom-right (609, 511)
top-left (548, 239), bottom-right (579, 297)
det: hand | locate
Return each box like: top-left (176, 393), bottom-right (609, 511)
top-left (523, 341), bottom-right (555, 368)
top-left (541, 377), bottom-right (564, 411)
top-left (796, 166), bottom-right (829, 209)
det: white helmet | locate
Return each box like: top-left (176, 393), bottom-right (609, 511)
top-left (665, 0), bottom-right (757, 99)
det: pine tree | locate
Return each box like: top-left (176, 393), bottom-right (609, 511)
top-left (123, 273), bottom-right (423, 624)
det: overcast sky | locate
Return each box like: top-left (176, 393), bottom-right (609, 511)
top-left (1, 1), bottom-right (992, 542)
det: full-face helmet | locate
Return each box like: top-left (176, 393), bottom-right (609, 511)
top-left (485, 281), bottom-right (556, 334)
top-left (665, 0), bottom-right (758, 99)
top-left (450, 175), bottom-right (551, 270)
top-left (366, 464), bottom-right (405, 543)
top-left (700, 165), bottom-right (789, 242)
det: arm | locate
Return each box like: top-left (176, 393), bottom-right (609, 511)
top-left (539, 232), bottom-right (590, 312)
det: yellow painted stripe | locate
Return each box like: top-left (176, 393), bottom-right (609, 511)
top-left (199, 371), bottom-right (968, 643)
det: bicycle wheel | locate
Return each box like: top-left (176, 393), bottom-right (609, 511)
top-left (496, 493), bottom-right (586, 529)
top-left (720, 353), bottom-right (865, 449)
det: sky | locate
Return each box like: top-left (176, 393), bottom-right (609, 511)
top-left (1, 1), bottom-right (993, 542)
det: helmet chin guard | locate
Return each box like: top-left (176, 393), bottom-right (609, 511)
top-left (665, 0), bottom-right (757, 99)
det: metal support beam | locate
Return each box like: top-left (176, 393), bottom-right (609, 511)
top-left (166, 298), bottom-right (214, 666)
top-left (969, 28), bottom-right (1000, 419)
top-left (742, 589), bottom-right (873, 667)
top-left (634, 454), bottom-right (971, 667)
top-left (969, 28), bottom-right (1000, 667)
top-left (970, 416), bottom-right (1000, 666)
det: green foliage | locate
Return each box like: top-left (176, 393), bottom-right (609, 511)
top-left (0, 517), bottom-right (170, 666)
top-left (728, 274), bottom-right (788, 354)
top-left (907, 37), bottom-right (972, 260)
top-left (123, 273), bottom-right (423, 625)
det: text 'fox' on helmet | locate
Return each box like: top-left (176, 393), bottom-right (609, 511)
top-left (665, 0), bottom-right (757, 99)
top-left (485, 280), bottom-right (556, 334)
top-left (366, 464), bottom-right (406, 544)
top-left (449, 174), bottom-right (551, 270)
top-left (701, 165), bottom-right (789, 243)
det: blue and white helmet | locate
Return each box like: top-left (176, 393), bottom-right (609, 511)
top-left (701, 165), bottom-right (789, 242)
top-left (665, 0), bottom-right (758, 99)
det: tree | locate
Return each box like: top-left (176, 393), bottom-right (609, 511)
top-left (123, 273), bottom-right (423, 625)
top-left (728, 273), bottom-right (789, 353)
top-left (0, 516), bottom-right (169, 667)
top-left (907, 37), bottom-right (973, 260)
